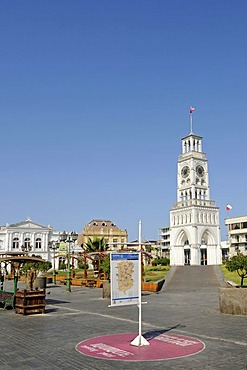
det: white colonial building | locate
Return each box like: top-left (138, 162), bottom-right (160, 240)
top-left (0, 219), bottom-right (80, 270)
top-left (169, 130), bottom-right (222, 266)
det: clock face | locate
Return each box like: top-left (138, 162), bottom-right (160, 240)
top-left (181, 166), bottom-right (190, 178)
top-left (196, 165), bottom-right (204, 177)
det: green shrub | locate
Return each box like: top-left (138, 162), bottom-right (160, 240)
top-left (99, 255), bottom-right (110, 280)
top-left (77, 262), bottom-right (87, 270)
top-left (152, 257), bottom-right (170, 266)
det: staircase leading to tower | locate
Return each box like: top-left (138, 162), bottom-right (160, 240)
top-left (164, 265), bottom-right (223, 291)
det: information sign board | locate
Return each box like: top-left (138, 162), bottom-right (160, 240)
top-left (110, 253), bottom-right (139, 307)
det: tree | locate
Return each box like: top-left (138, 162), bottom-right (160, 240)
top-left (225, 254), bottom-right (247, 287)
top-left (84, 237), bottom-right (107, 253)
top-left (21, 259), bottom-right (51, 276)
top-left (99, 254), bottom-right (110, 280)
top-left (84, 237), bottom-right (109, 272)
top-left (21, 258), bottom-right (52, 290)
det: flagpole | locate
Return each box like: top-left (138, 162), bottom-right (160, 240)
top-left (189, 107), bottom-right (195, 133)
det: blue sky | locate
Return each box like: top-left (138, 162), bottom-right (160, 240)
top-left (0, 1), bottom-right (246, 241)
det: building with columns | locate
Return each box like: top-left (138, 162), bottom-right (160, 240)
top-left (169, 130), bottom-right (222, 266)
top-left (0, 219), bottom-right (80, 270)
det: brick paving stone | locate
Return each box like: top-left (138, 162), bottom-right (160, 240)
top-left (0, 266), bottom-right (246, 370)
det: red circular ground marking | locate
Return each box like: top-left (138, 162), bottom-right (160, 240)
top-left (76, 332), bottom-right (205, 361)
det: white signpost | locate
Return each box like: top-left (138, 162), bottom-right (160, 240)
top-left (110, 252), bottom-right (139, 307)
top-left (109, 221), bottom-right (149, 347)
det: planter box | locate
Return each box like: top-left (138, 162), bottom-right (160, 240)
top-left (95, 280), bottom-right (104, 288)
top-left (219, 287), bottom-right (247, 315)
top-left (142, 278), bottom-right (165, 293)
top-left (56, 275), bottom-right (67, 281)
top-left (102, 279), bottom-right (166, 299)
top-left (71, 278), bottom-right (88, 286)
top-left (71, 278), bottom-right (104, 288)
top-left (15, 289), bottom-right (46, 315)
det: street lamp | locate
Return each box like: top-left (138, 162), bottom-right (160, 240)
top-left (48, 240), bottom-right (59, 284)
top-left (16, 244), bottom-right (33, 294)
top-left (21, 244), bottom-right (33, 253)
top-left (60, 231), bottom-right (78, 292)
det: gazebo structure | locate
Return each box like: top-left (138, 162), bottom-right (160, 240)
top-left (0, 252), bottom-right (48, 293)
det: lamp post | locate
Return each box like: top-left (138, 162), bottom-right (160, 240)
top-left (21, 244), bottom-right (33, 253)
top-left (60, 231), bottom-right (78, 292)
top-left (48, 240), bottom-right (59, 284)
top-left (19, 244), bottom-right (33, 293)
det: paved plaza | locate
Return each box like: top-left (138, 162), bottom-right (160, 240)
top-left (1, 266), bottom-right (246, 370)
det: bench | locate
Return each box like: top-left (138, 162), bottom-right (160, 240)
top-left (0, 291), bottom-right (15, 309)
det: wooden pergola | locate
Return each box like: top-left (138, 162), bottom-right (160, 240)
top-left (0, 253), bottom-right (48, 293)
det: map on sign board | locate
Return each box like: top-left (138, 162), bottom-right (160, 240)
top-left (110, 253), bottom-right (139, 307)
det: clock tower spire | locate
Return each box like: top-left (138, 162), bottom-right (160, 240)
top-left (169, 116), bottom-right (221, 266)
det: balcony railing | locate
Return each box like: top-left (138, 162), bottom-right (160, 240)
top-left (172, 199), bottom-right (216, 209)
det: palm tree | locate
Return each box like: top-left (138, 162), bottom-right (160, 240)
top-left (84, 237), bottom-right (107, 254)
top-left (84, 237), bottom-right (108, 278)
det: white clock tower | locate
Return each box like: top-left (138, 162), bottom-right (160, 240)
top-left (169, 128), bottom-right (222, 266)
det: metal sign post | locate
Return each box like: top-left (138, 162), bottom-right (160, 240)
top-left (130, 221), bottom-right (149, 347)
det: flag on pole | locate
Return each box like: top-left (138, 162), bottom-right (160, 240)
top-left (190, 106), bottom-right (195, 113)
top-left (226, 204), bottom-right (232, 211)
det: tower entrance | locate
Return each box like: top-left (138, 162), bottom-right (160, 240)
top-left (200, 249), bottom-right (207, 265)
top-left (184, 249), bottom-right (190, 265)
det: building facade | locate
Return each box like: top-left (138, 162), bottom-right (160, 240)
top-left (159, 226), bottom-right (170, 258)
top-left (225, 216), bottom-right (247, 257)
top-left (169, 130), bottom-right (222, 266)
top-left (0, 219), bottom-right (80, 270)
top-left (77, 219), bottom-right (128, 250)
